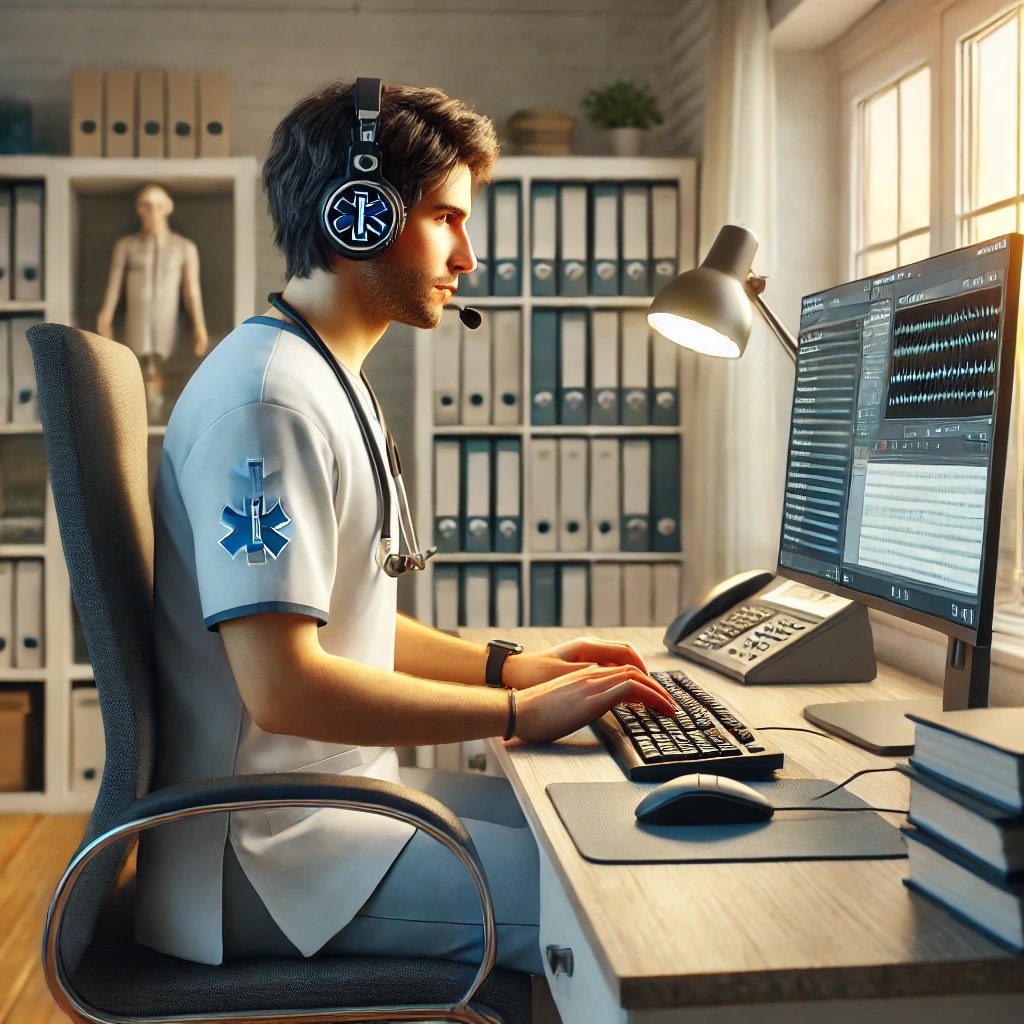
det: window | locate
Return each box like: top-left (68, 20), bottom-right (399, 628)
top-left (856, 66), bottom-right (931, 277)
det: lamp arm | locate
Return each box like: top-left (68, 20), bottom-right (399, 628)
top-left (744, 272), bottom-right (799, 363)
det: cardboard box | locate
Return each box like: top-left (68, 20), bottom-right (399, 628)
top-left (0, 690), bottom-right (31, 791)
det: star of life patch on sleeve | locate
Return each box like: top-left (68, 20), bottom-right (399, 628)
top-left (219, 458), bottom-right (291, 564)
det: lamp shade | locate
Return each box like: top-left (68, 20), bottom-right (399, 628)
top-left (647, 225), bottom-right (759, 358)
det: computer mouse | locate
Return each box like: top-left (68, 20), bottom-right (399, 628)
top-left (634, 773), bottom-right (775, 826)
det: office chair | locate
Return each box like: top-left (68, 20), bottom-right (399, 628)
top-left (29, 324), bottom-right (532, 1024)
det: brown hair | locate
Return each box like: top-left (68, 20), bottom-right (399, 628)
top-left (263, 82), bottom-right (499, 279)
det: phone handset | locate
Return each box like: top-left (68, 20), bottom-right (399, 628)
top-left (663, 569), bottom-right (776, 654)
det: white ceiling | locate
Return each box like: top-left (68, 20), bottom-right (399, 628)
top-left (769, 0), bottom-right (886, 51)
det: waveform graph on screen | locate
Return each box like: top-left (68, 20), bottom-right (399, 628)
top-left (885, 286), bottom-right (1001, 420)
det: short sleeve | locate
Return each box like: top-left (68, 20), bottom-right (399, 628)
top-left (178, 402), bottom-right (339, 630)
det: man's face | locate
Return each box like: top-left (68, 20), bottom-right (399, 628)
top-left (136, 186), bottom-right (173, 234)
top-left (358, 162), bottom-right (477, 329)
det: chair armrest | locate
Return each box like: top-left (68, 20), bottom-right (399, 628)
top-left (44, 773), bottom-right (499, 1024)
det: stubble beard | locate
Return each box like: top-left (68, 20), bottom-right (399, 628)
top-left (359, 248), bottom-right (444, 331)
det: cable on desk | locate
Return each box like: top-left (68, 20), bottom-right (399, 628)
top-left (754, 726), bottom-right (834, 739)
top-left (774, 805), bottom-right (909, 815)
top-left (810, 766), bottom-right (904, 802)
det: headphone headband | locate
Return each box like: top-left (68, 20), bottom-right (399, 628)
top-left (354, 77), bottom-right (382, 140)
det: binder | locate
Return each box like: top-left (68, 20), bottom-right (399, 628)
top-left (462, 183), bottom-right (490, 297)
top-left (0, 561), bottom-right (12, 668)
top-left (433, 439), bottom-right (462, 553)
top-left (621, 184), bottom-right (651, 297)
top-left (491, 309), bottom-right (522, 425)
top-left (0, 319), bottom-right (10, 423)
top-left (104, 69), bottom-right (136, 159)
top-left (651, 331), bottom-right (680, 426)
top-left (493, 438), bottom-right (521, 553)
top-left (590, 310), bottom-right (619, 425)
top-left (529, 438), bottom-right (558, 552)
top-left (434, 565), bottom-right (461, 631)
top-left (198, 71), bottom-right (231, 157)
top-left (531, 309), bottom-right (558, 426)
top-left (70, 70), bottom-right (104, 157)
top-left (12, 185), bottom-right (43, 303)
top-left (492, 181), bottom-right (521, 296)
top-left (462, 438), bottom-right (492, 552)
top-left (493, 564), bottom-right (521, 630)
top-left (460, 313), bottom-right (492, 426)
top-left (14, 559), bottom-right (44, 669)
top-left (622, 563), bottom-right (654, 627)
top-left (435, 742), bottom-right (462, 771)
top-left (71, 686), bottom-right (105, 795)
top-left (558, 310), bottom-right (588, 426)
top-left (558, 438), bottom-right (588, 552)
top-left (621, 438), bottom-right (651, 551)
top-left (590, 563), bottom-right (623, 627)
top-left (463, 564), bottom-right (491, 629)
top-left (591, 183), bottom-right (620, 296)
top-left (589, 438), bottom-right (620, 552)
top-left (558, 184), bottom-right (588, 297)
top-left (531, 183), bottom-right (557, 296)
top-left (560, 564), bottom-right (589, 628)
top-left (0, 188), bottom-right (10, 300)
top-left (137, 70), bottom-right (166, 158)
top-left (530, 563), bottom-right (558, 627)
top-left (166, 71), bottom-right (198, 158)
top-left (651, 436), bottom-right (681, 551)
top-left (620, 310), bottom-right (650, 426)
top-left (10, 317), bottom-right (41, 423)
top-left (651, 183), bottom-right (680, 290)
top-left (653, 563), bottom-right (682, 627)
top-left (433, 307), bottom-right (461, 425)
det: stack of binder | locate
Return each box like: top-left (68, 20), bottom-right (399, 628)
top-left (457, 182), bottom-right (522, 298)
top-left (901, 707), bottom-right (1024, 952)
top-left (434, 563), bottom-right (522, 631)
top-left (0, 316), bottom-right (43, 424)
top-left (0, 559), bottom-right (45, 670)
top-left (0, 183), bottom-right (44, 303)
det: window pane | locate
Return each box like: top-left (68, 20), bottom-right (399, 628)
top-left (865, 86), bottom-right (899, 245)
top-left (968, 203), bottom-right (1018, 244)
top-left (899, 67), bottom-right (931, 233)
top-left (972, 16), bottom-right (1019, 210)
top-left (862, 245), bottom-right (897, 277)
top-left (898, 232), bottom-right (930, 267)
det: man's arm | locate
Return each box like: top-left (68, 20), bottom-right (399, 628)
top-left (220, 612), bottom-right (676, 746)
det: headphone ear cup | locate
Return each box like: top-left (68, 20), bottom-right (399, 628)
top-left (320, 176), bottom-right (405, 260)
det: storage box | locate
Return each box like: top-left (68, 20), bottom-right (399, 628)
top-left (0, 690), bottom-right (32, 791)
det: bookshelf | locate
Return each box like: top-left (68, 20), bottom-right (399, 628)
top-left (413, 155), bottom-right (697, 630)
top-left (0, 155), bottom-right (257, 812)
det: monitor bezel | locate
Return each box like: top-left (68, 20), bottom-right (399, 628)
top-left (775, 233), bottom-right (1023, 647)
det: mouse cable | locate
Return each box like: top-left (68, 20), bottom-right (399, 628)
top-left (773, 805), bottom-right (909, 815)
top-left (753, 725), bottom-right (833, 739)
top-left (810, 765), bottom-right (904, 801)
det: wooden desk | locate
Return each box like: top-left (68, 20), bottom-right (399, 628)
top-left (461, 627), bottom-right (1024, 1024)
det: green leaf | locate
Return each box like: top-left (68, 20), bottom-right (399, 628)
top-left (581, 79), bottom-right (664, 130)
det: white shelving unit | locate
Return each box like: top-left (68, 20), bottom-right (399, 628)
top-left (413, 155), bottom-right (697, 627)
top-left (0, 155), bottom-right (257, 812)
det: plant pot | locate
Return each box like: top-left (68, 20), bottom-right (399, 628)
top-left (606, 126), bottom-right (645, 157)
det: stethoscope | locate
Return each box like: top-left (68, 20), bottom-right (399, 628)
top-left (267, 292), bottom-right (481, 577)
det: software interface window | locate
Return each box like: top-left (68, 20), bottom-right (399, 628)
top-left (779, 239), bottom-right (1012, 631)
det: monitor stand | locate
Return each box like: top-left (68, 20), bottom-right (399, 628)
top-left (802, 638), bottom-right (990, 756)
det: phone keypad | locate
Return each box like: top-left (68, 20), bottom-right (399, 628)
top-left (690, 603), bottom-right (776, 650)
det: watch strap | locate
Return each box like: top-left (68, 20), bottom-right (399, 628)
top-left (485, 639), bottom-right (522, 688)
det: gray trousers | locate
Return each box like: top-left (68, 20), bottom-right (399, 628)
top-left (222, 766), bottom-right (543, 974)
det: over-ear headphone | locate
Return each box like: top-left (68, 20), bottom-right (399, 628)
top-left (319, 77), bottom-right (406, 261)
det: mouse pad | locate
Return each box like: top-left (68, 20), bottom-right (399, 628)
top-left (546, 779), bottom-right (907, 864)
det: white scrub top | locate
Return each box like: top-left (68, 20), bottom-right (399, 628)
top-left (135, 317), bottom-right (414, 965)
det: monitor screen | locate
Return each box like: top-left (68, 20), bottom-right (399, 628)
top-left (777, 235), bottom-right (1022, 642)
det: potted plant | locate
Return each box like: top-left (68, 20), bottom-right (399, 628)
top-left (581, 79), bottom-right (664, 156)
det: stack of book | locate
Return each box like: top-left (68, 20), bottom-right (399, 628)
top-left (900, 706), bottom-right (1024, 952)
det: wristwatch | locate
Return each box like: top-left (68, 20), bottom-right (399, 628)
top-left (485, 638), bottom-right (524, 688)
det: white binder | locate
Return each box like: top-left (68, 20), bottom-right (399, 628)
top-left (10, 316), bottom-right (40, 423)
top-left (433, 308), bottom-right (461, 425)
top-left (559, 311), bottom-right (588, 425)
top-left (460, 314), bottom-right (492, 425)
top-left (493, 185), bottom-right (521, 291)
top-left (558, 184), bottom-right (588, 294)
top-left (494, 441), bottom-right (521, 552)
top-left (621, 438), bottom-right (651, 551)
top-left (464, 441), bottom-right (492, 552)
top-left (12, 185), bottom-right (43, 302)
top-left (491, 309), bottom-right (522, 425)
top-left (589, 438), bottom-right (621, 552)
top-left (465, 182), bottom-right (489, 292)
top-left (434, 566), bottom-right (460, 632)
top-left (0, 188), bottom-right (11, 301)
top-left (653, 563), bottom-right (682, 627)
top-left (651, 330), bottom-right (680, 424)
top-left (495, 571), bottom-right (521, 631)
top-left (558, 438), bottom-right (588, 552)
top-left (559, 564), bottom-right (589, 628)
top-left (620, 310), bottom-right (651, 425)
top-left (531, 185), bottom-right (557, 290)
top-left (621, 185), bottom-right (650, 295)
top-left (651, 183), bottom-right (680, 287)
top-left (529, 438), bottom-right (558, 552)
top-left (590, 310), bottom-right (619, 425)
top-left (71, 687), bottom-right (106, 795)
top-left (14, 559), bottom-right (44, 669)
top-left (590, 563), bottom-right (623, 627)
top-left (0, 561), bottom-right (13, 668)
top-left (0, 319), bottom-right (10, 424)
top-left (463, 565), bottom-right (491, 629)
top-left (622, 563), bottom-right (654, 627)
top-left (433, 440), bottom-right (462, 553)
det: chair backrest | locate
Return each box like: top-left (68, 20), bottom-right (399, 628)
top-left (28, 324), bottom-right (156, 972)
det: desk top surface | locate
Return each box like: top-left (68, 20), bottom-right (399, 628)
top-left (461, 626), bottom-right (1024, 1010)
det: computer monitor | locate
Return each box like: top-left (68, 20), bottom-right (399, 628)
top-left (776, 235), bottom-right (1023, 749)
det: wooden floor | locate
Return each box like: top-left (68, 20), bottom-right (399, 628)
top-left (0, 814), bottom-right (89, 1024)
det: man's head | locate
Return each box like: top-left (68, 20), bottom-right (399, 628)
top-left (136, 184), bottom-right (173, 235)
top-left (263, 82), bottom-right (499, 328)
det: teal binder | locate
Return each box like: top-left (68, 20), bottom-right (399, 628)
top-left (492, 181), bottom-right (522, 296)
top-left (493, 438), bottom-right (522, 553)
top-left (493, 564), bottom-right (522, 628)
top-left (530, 563), bottom-right (559, 627)
top-left (531, 309), bottom-right (559, 426)
top-left (531, 182), bottom-right (557, 297)
top-left (590, 183), bottom-right (620, 297)
top-left (651, 436), bottom-right (681, 552)
top-left (462, 438), bottom-right (493, 552)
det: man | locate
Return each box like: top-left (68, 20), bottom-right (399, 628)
top-left (135, 81), bottom-right (676, 974)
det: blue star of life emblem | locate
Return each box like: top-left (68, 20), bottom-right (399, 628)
top-left (329, 184), bottom-right (394, 245)
top-left (219, 459), bottom-right (291, 564)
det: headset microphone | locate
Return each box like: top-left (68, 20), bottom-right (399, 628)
top-left (453, 305), bottom-right (483, 330)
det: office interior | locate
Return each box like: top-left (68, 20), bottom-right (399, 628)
top-left (3, 0), bottom-right (1024, 1022)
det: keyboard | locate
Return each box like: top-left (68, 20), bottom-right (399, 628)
top-left (593, 669), bottom-right (785, 781)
